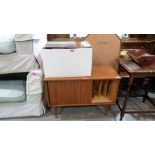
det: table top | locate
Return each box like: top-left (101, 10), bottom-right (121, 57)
top-left (119, 58), bottom-right (155, 74)
top-left (44, 66), bottom-right (121, 81)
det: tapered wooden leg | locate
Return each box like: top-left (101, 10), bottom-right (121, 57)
top-left (51, 107), bottom-right (57, 118)
top-left (143, 78), bottom-right (149, 103)
top-left (54, 107), bottom-right (57, 118)
top-left (104, 105), bottom-right (110, 115)
top-left (120, 76), bottom-right (134, 121)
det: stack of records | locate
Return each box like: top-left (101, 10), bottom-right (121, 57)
top-left (44, 41), bottom-right (77, 49)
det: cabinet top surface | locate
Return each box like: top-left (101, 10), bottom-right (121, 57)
top-left (44, 66), bottom-right (121, 81)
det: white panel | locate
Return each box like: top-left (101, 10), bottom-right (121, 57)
top-left (15, 34), bottom-right (47, 54)
top-left (0, 53), bottom-right (38, 74)
top-left (0, 34), bottom-right (16, 54)
top-left (0, 70), bottom-right (45, 118)
top-left (0, 94), bottom-right (45, 118)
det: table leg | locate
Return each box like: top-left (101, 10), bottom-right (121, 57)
top-left (143, 78), bottom-right (150, 103)
top-left (120, 76), bottom-right (134, 121)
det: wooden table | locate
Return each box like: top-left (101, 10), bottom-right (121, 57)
top-left (118, 59), bottom-right (155, 120)
top-left (44, 66), bottom-right (121, 117)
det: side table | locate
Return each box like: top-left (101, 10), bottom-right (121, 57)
top-left (117, 59), bottom-right (155, 120)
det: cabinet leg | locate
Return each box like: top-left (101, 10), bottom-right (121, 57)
top-left (51, 107), bottom-right (57, 118)
top-left (104, 105), bottom-right (110, 115)
top-left (54, 107), bottom-right (57, 118)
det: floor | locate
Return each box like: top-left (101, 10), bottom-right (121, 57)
top-left (2, 95), bottom-right (155, 121)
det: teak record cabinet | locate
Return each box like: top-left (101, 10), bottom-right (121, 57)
top-left (44, 66), bottom-right (121, 117)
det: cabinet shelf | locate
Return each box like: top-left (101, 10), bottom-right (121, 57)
top-left (92, 96), bottom-right (112, 104)
top-left (92, 79), bottom-right (119, 104)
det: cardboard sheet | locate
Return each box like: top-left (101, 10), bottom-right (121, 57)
top-left (85, 34), bottom-right (121, 70)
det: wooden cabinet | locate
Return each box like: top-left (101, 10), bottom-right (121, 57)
top-left (44, 66), bottom-right (121, 117)
top-left (121, 38), bottom-right (152, 50)
top-left (47, 81), bottom-right (92, 106)
top-left (121, 35), bottom-right (155, 53)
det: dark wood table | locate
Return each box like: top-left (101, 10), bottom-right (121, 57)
top-left (117, 59), bottom-right (155, 120)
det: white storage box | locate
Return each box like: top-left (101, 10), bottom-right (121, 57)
top-left (41, 42), bottom-right (92, 78)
